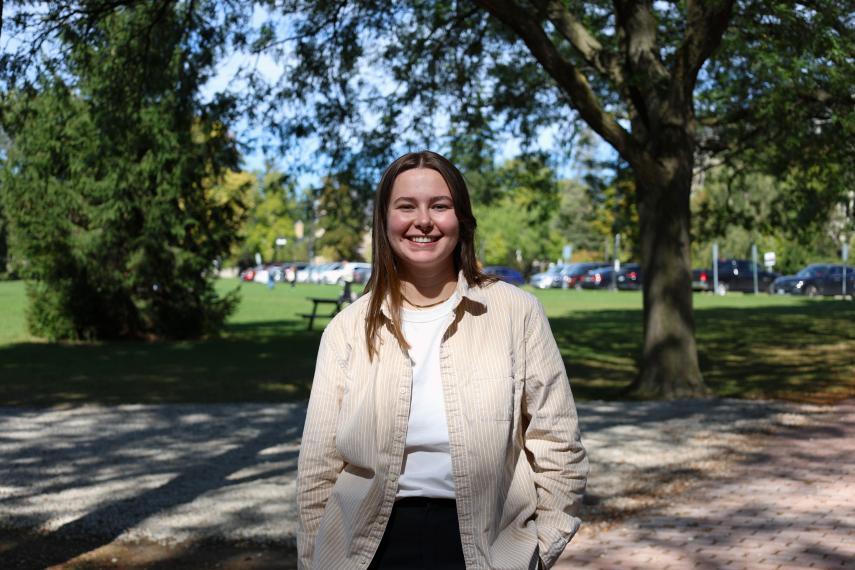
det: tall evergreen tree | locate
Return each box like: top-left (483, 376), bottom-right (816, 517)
top-left (1, 1), bottom-right (245, 340)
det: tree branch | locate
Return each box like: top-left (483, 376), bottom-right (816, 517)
top-left (613, 0), bottom-right (670, 131)
top-left (475, 0), bottom-right (642, 166)
top-left (531, 0), bottom-right (625, 92)
top-left (670, 0), bottom-right (734, 110)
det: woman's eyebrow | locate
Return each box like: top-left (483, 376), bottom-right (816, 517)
top-left (391, 195), bottom-right (452, 204)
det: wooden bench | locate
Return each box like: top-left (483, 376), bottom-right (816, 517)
top-left (300, 297), bottom-right (346, 331)
top-left (300, 282), bottom-right (356, 330)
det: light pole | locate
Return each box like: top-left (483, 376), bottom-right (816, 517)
top-left (274, 237), bottom-right (287, 263)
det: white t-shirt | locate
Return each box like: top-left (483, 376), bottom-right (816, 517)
top-left (396, 294), bottom-right (458, 499)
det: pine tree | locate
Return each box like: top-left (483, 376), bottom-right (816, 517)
top-left (1, 2), bottom-right (245, 340)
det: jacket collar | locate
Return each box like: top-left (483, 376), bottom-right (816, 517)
top-left (379, 270), bottom-right (488, 319)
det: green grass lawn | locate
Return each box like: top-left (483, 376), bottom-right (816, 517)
top-left (0, 279), bottom-right (852, 406)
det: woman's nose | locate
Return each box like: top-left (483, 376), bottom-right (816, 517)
top-left (414, 207), bottom-right (433, 231)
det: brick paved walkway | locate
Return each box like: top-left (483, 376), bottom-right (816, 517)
top-left (556, 400), bottom-right (854, 570)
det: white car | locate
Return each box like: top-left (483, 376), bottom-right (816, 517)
top-left (317, 262), bottom-right (346, 284)
top-left (296, 264), bottom-right (320, 283)
top-left (318, 262), bottom-right (372, 284)
top-left (529, 264), bottom-right (567, 289)
top-left (343, 262), bottom-right (371, 283)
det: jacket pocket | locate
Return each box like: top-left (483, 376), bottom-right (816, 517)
top-left (470, 375), bottom-right (516, 421)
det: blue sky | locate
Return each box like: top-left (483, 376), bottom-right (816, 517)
top-left (198, 5), bottom-right (617, 190)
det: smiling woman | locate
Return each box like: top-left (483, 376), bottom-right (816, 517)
top-left (296, 151), bottom-right (588, 570)
top-left (387, 168), bottom-right (460, 274)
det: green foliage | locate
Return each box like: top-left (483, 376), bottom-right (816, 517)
top-left (691, 166), bottom-right (848, 274)
top-left (231, 169), bottom-right (306, 266)
top-left (470, 156), bottom-right (563, 270)
top-left (555, 179), bottom-right (600, 257)
top-left (698, 1), bottom-right (854, 229)
top-left (0, 2), bottom-right (244, 340)
top-left (314, 174), bottom-right (368, 261)
top-left (0, 127), bottom-right (9, 277)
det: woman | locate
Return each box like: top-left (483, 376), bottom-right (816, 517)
top-left (297, 151), bottom-right (588, 570)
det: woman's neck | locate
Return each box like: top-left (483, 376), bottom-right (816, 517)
top-left (398, 265), bottom-right (457, 306)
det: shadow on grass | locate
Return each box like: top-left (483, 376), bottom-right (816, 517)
top-left (0, 318), bottom-right (326, 407)
top-left (0, 298), bottom-right (852, 406)
top-left (552, 298), bottom-right (854, 402)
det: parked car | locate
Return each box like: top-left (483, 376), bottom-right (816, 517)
top-left (579, 266), bottom-right (617, 289)
top-left (772, 264), bottom-right (854, 296)
top-left (529, 264), bottom-right (567, 289)
top-left (289, 262), bottom-right (309, 282)
top-left (314, 262), bottom-right (344, 284)
top-left (352, 264), bottom-right (372, 284)
top-left (342, 262), bottom-right (371, 284)
top-left (239, 267), bottom-right (259, 282)
top-left (560, 262), bottom-right (611, 289)
top-left (268, 263), bottom-right (291, 282)
top-left (275, 262), bottom-right (308, 283)
top-left (483, 266), bottom-right (525, 285)
top-left (252, 266), bottom-right (272, 284)
top-left (296, 263), bottom-right (321, 283)
top-left (306, 262), bottom-right (335, 284)
top-left (616, 263), bottom-right (642, 291)
top-left (692, 267), bottom-right (712, 292)
top-left (692, 259), bottom-right (778, 294)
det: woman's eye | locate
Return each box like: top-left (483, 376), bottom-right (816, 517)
top-left (433, 204), bottom-right (451, 210)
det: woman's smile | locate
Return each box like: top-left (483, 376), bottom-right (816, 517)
top-left (387, 168), bottom-right (460, 274)
top-left (406, 234), bottom-right (441, 245)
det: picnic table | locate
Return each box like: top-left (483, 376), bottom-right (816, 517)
top-left (301, 297), bottom-right (345, 331)
top-left (300, 282), bottom-right (355, 330)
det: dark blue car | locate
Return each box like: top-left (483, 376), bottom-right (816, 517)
top-left (772, 264), bottom-right (854, 296)
top-left (483, 266), bottom-right (525, 286)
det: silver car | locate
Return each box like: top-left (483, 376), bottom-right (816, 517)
top-left (529, 265), bottom-right (567, 289)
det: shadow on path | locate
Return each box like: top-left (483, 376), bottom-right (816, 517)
top-left (1, 405), bottom-right (304, 569)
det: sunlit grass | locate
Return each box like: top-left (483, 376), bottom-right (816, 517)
top-left (0, 279), bottom-right (852, 406)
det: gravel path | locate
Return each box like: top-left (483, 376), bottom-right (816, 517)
top-left (0, 399), bottom-right (833, 553)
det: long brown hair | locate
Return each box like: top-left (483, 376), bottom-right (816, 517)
top-left (363, 150), bottom-right (494, 360)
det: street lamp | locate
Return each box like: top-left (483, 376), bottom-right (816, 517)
top-left (274, 237), bottom-right (287, 263)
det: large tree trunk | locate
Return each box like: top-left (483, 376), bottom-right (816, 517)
top-left (628, 140), bottom-right (709, 399)
top-left (443, 0), bottom-right (732, 398)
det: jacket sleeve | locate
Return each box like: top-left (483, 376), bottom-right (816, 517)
top-left (297, 324), bottom-right (349, 569)
top-left (522, 298), bottom-right (589, 569)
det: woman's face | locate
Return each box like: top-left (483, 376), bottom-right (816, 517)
top-left (386, 168), bottom-right (460, 277)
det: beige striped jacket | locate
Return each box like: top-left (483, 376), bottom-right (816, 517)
top-left (297, 272), bottom-right (588, 569)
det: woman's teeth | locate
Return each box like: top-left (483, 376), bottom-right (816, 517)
top-left (410, 236), bottom-right (438, 243)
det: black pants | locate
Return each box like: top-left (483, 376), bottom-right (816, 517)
top-left (368, 497), bottom-right (466, 570)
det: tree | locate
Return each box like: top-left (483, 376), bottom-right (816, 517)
top-left (237, 0), bottom-right (851, 397)
top-left (314, 174), bottom-right (369, 261)
top-left (233, 169), bottom-right (305, 267)
top-left (0, 126), bottom-right (9, 276)
top-left (692, 166), bottom-right (849, 276)
top-left (554, 179), bottom-right (598, 258)
top-left (1, 1), bottom-right (245, 340)
top-left (5, 1), bottom-right (850, 395)
top-left (472, 156), bottom-right (564, 270)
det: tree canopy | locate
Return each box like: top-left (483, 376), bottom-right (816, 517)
top-left (1, 1), bottom-right (245, 339)
top-left (1, 0), bottom-right (851, 395)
